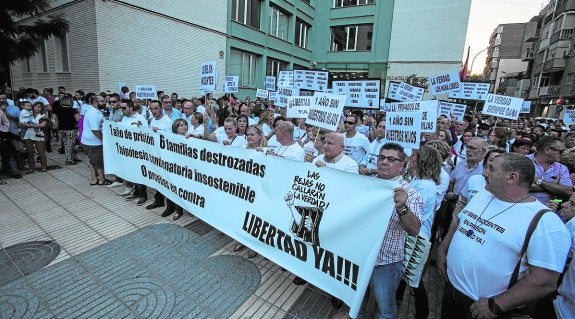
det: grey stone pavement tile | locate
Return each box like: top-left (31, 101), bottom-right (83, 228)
top-left (0, 144), bottom-right (443, 318)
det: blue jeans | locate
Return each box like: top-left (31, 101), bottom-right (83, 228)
top-left (368, 261), bottom-right (403, 319)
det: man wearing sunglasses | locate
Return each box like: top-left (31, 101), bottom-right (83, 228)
top-left (528, 136), bottom-right (572, 203)
top-left (343, 114), bottom-right (370, 165)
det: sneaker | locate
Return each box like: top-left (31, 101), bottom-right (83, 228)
top-left (121, 186), bottom-right (135, 196)
top-left (107, 181), bottom-right (123, 188)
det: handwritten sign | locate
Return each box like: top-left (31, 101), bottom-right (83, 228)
top-left (520, 101), bottom-right (531, 114)
top-left (276, 87), bottom-right (300, 107)
top-left (278, 70), bottom-right (294, 88)
top-left (286, 96), bottom-right (312, 118)
top-left (265, 76), bottom-right (276, 91)
top-left (439, 101), bottom-right (467, 121)
top-left (200, 61), bottom-right (217, 93)
top-left (256, 89), bottom-right (269, 99)
top-left (387, 81), bottom-right (424, 102)
top-left (482, 94), bottom-right (523, 120)
top-left (135, 85), bottom-right (157, 99)
top-left (564, 110), bottom-right (575, 124)
top-left (385, 112), bottom-right (422, 149)
top-left (224, 76), bottom-right (239, 93)
top-left (306, 92), bottom-right (347, 131)
top-left (448, 82), bottom-right (490, 100)
top-left (428, 71), bottom-right (461, 95)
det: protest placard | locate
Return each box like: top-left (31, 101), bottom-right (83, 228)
top-left (385, 112), bottom-right (422, 149)
top-left (520, 100), bottom-right (531, 113)
top-left (200, 61), bottom-right (217, 93)
top-left (223, 76), bottom-right (239, 93)
top-left (276, 87), bottom-right (300, 107)
top-left (428, 71), bottom-right (461, 95)
top-left (294, 70), bottom-right (329, 92)
top-left (278, 70), bottom-right (294, 88)
top-left (287, 96), bottom-right (312, 118)
top-left (482, 93), bottom-right (523, 120)
top-left (135, 85), bottom-right (157, 99)
top-left (332, 79), bottom-right (380, 109)
top-left (384, 100), bottom-right (438, 132)
top-left (447, 82), bottom-right (490, 100)
top-left (103, 121), bottom-right (396, 318)
top-left (439, 101), bottom-right (467, 121)
top-left (387, 81), bottom-right (424, 102)
top-left (256, 89), bottom-right (269, 99)
top-left (564, 109), bottom-right (575, 124)
top-left (269, 91), bottom-right (277, 101)
top-left (305, 92), bottom-right (347, 131)
top-left (266, 76), bottom-right (276, 91)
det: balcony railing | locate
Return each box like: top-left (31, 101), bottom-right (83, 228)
top-left (543, 58), bottom-right (567, 72)
top-left (522, 51), bottom-right (535, 61)
top-left (539, 85), bottom-right (561, 96)
top-left (551, 28), bottom-right (574, 44)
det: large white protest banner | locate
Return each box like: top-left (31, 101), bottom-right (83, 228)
top-left (564, 110), bottom-right (575, 124)
top-left (306, 92), bottom-right (347, 131)
top-left (384, 101), bottom-right (438, 132)
top-left (256, 89), bottom-right (269, 99)
top-left (224, 76), bottom-right (239, 93)
top-left (200, 61), bottom-right (217, 93)
top-left (276, 87), bottom-right (300, 107)
top-left (278, 70), bottom-right (294, 88)
top-left (265, 76), bottom-right (276, 91)
top-left (428, 71), bottom-right (461, 95)
top-left (387, 81), bottom-right (424, 102)
top-left (103, 122), bottom-right (395, 317)
top-left (385, 112), bottom-right (422, 149)
top-left (482, 94), bottom-right (523, 120)
top-left (447, 82), bottom-right (490, 100)
top-left (520, 101), bottom-right (531, 114)
top-left (332, 80), bottom-right (380, 109)
top-left (287, 96), bottom-right (312, 118)
top-left (439, 101), bottom-right (467, 121)
top-left (294, 70), bottom-right (329, 92)
top-left (135, 85), bottom-right (157, 99)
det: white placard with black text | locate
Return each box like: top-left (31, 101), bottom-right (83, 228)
top-left (482, 94), bottom-right (524, 120)
top-left (305, 92), bottom-right (347, 131)
top-left (428, 71), bottom-right (461, 95)
top-left (287, 96), bottom-right (312, 118)
top-left (135, 85), bottom-right (157, 100)
top-left (294, 70), bottom-right (329, 92)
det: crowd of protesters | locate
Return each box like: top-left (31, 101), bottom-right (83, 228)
top-left (1, 85), bottom-right (575, 319)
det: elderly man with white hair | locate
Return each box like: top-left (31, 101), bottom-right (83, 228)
top-left (312, 132), bottom-right (358, 174)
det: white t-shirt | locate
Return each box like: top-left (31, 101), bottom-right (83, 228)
top-left (81, 106), bottom-right (104, 146)
top-left (23, 114), bottom-right (47, 141)
top-left (79, 103), bottom-right (91, 116)
top-left (410, 178), bottom-right (437, 239)
top-left (188, 124), bottom-right (204, 135)
top-left (461, 174), bottom-right (486, 202)
top-left (447, 191), bottom-right (570, 300)
top-left (436, 168), bottom-right (450, 210)
top-left (19, 109), bottom-right (32, 123)
top-left (149, 115), bottom-right (172, 132)
top-left (196, 104), bottom-right (206, 115)
top-left (216, 133), bottom-right (246, 148)
top-left (262, 123), bottom-right (273, 137)
top-left (293, 126), bottom-right (307, 140)
top-left (360, 138), bottom-right (386, 172)
top-left (312, 153), bottom-right (359, 174)
top-left (121, 113), bottom-right (149, 127)
top-left (267, 135), bottom-right (281, 154)
top-left (344, 132), bottom-right (370, 164)
top-left (275, 142), bottom-right (305, 161)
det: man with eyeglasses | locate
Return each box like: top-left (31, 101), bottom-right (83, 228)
top-left (108, 93), bottom-right (123, 122)
top-left (311, 132), bottom-right (358, 173)
top-left (120, 99), bottom-right (149, 204)
top-left (528, 136), bottom-right (573, 203)
top-left (182, 100), bottom-right (195, 123)
top-left (360, 142), bottom-right (422, 319)
top-left (343, 114), bottom-right (370, 165)
top-left (161, 95), bottom-right (183, 121)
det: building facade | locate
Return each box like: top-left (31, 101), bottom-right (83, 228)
top-left (10, 0), bottom-right (471, 101)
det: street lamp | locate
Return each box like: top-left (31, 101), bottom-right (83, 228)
top-left (469, 47), bottom-right (490, 76)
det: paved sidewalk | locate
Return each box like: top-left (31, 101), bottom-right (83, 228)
top-left (0, 145), bottom-right (443, 318)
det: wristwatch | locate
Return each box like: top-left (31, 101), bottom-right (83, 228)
top-left (397, 206), bottom-right (408, 217)
top-left (535, 178), bottom-right (543, 186)
top-left (488, 297), bottom-right (502, 315)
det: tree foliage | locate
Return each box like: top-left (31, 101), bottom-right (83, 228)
top-left (0, 0), bottom-right (69, 65)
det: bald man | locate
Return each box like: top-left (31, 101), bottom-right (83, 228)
top-left (312, 132), bottom-right (358, 174)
